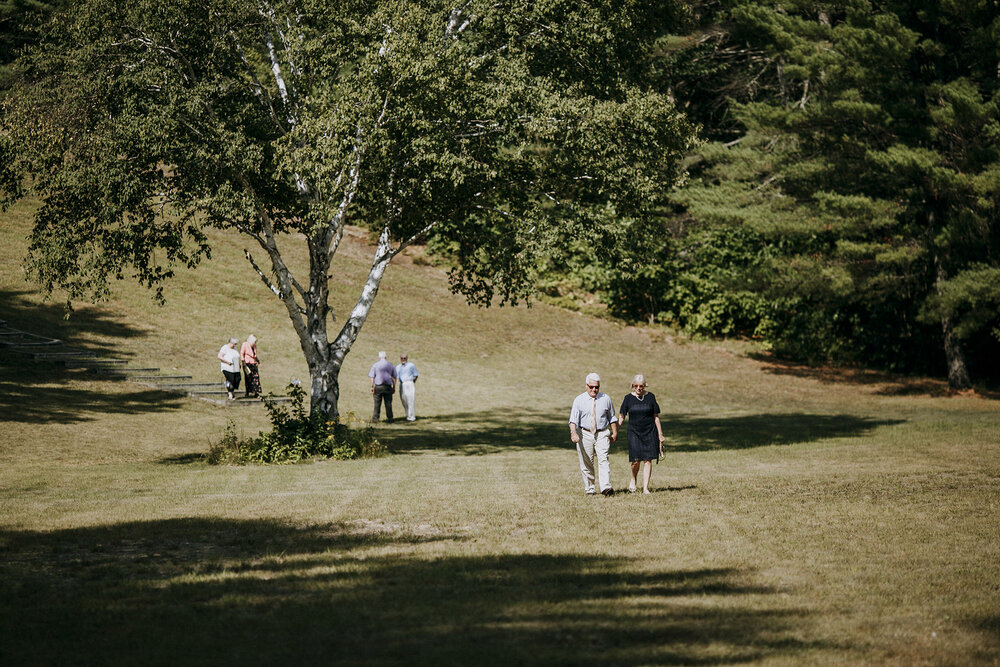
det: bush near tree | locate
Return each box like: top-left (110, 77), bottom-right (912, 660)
top-left (208, 384), bottom-right (385, 464)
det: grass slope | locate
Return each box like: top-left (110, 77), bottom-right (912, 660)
top-left (1, 199), bottom-right (999, 665)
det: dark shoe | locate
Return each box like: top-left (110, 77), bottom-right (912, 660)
top-left (601, 488), bottom-right (614, 497)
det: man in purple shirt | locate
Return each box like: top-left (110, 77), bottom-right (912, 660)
top-left (368, 351), bottom-right (397, 423)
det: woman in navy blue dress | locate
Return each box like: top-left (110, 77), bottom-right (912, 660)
top-left (617, 374), bottom-right (665, 494)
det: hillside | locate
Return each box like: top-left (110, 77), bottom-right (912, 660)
top-left (1, 198), bottom-right (971, 424)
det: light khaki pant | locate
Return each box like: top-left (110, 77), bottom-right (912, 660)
top-left (577, 429), bottom-right (612, 494)
top-left (399, 380), bottom-right (416, 420)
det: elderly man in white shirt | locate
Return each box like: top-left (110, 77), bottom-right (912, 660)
top-left (569, 372), bottom-right (619, 496)
top-left (395, 353), bottom-right (419, 421)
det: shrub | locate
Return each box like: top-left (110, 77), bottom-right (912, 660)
top-left (208, 384), bottom-right (386, 465)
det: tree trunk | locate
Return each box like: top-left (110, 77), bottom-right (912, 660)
top-left (302, 227), bottom-right (393, 417)
top-left (935, 261), bottom-right (972, 391)
top-left (309, 359), bottom-right (341, 418)
top-left (940, 315), bottom-right (972, 391)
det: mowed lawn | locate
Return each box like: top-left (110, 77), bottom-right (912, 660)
top-left (1, 201), bottom-right (999, 665)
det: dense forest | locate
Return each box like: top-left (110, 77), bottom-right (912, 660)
top-left (3, 0), bottom-right (999, 388)
top-left (535, 0), bottom-right (1000, 389)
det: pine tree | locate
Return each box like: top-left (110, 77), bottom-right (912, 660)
top-left (649, 0), bottom-right (1000, 387)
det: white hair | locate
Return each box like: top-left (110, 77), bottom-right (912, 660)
top-left (632, 374), bottom-right (646, 386)
top-left (378, 351), bottom-right (387, 359)
top-left (228, 336), bottom-right (238, 344)
top-left (585, 372), bottom-right (600, 384)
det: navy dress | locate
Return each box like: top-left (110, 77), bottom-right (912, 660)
top-left (619, 393), bottom-right (661, 462)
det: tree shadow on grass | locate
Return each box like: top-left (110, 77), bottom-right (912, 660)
top-left (0, 292), bottom-right (179, 424)
top-left (380, 410), bottom-right (573, 455)
top-left (0, 349), bottom-right (185, 424)
top-left (0, 288), bottom-right (146, 357)
top-left (970, 615), bottom-right (1000, 658)
top-left (751, 353), bottom-right (1000, 399)
top-left (380, 411), bottom-right (903, 456)
top-left (0, 518), bottom-right (839, 665)
top-left (664, 413), bottom-right (904, 452)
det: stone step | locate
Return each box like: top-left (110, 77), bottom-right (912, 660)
top-left (61, 358), bottom-right (128, 367)
top-left (2, 339), bottom-right (62, 347)
top-left (199, 395), bottom-right (292, 406)
top-left (0, 320), bottom-right (294, 410)
top-left (189, 389), bottom-right (285, 399)
top-left (25, 349), bottom-right (97, 359)
top-left (0, 330), bottom-right (56, 340)
top-left (187, 389), bottom-right (246, 396)
top-left (155, 382), bottom-right (223, 390)
top-left (93, 367), bottom-right (161, 374)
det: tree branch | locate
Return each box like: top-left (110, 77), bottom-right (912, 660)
top-left (798, 79), bottom-right (810, 110)
top-left (325, 87), bottom-right (393, 264)
top-left (230, 34), bottom-right (288, 134)
top-left (263, 24), bottom-right (294, 122)
top-left (446, 1), bottom-right (476, 37)
top-left (245, 248), bottom-right (303, 308)
top-left (392, 220), bottom-right (440, 258)
top-left (331, 225), bottom-right (394, 360)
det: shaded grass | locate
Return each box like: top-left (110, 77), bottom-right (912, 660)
top-left (0, 348), bottom-right (187, 425)
top-left (0, 519), bottom-right (826, 666)
top-left (378, 410), bottom-right (903, 455)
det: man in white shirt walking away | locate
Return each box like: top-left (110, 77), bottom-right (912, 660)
top-left (395, 354), bottom-right (419, 422)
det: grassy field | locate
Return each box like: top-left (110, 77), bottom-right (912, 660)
top-left (1, 200), bottom-right (999, 665)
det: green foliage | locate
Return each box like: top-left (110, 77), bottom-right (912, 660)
top-left (920, 265), bottom-right (1000, 342)
top-left (1, 0), bottom-right (694, 307)
top-left (208, 384), bottom-right (385, 465)
top-left (615, 0), bottom-right (1000, 384)
top-left (0, 0), bottom-right (67, 90)
top-left (598, 221), bottom-right (773, 338)
top-left (1, 0), bottom-right (696, 414)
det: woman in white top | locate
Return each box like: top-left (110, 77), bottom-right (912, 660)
top-left (217, 337), bottom-right (241, 400)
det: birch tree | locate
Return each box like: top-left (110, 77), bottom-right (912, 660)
top-left (1, 0), bottom-right (695, 414)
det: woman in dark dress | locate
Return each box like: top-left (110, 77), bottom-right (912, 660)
top-left (618, 374), bottom-right (665, 494)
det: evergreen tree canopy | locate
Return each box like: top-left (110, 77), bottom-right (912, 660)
top-left (618, 0), bottom-right (1000, 386)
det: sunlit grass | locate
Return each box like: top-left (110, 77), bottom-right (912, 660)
top-left (1, 198), bottom-right (999, 664)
